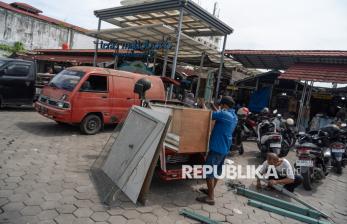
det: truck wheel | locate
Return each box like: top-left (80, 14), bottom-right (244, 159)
top-left (80, 114), bottom-right (102, 135)
top-left (301, 168), bottom-right (313, 190)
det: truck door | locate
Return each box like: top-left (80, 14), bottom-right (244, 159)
top-left (112, 76), bottom-right (137, 122)
top-left (0, 61), bottom-right (34, 105)
top-left (72, 74), bottom-right (113, 124)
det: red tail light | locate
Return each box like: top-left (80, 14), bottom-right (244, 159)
top-left (297, 147), bottom-right (311, 154)
top-left (272, 136), bottom-right (281, 140)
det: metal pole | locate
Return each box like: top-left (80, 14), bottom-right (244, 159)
top-left (93, 19), bottom-right (101, 67)
top-left (152, 52), bottom-right (157, 74)
top-left (215, 34), bottom-right (228, 100)
top-left (195, 52), bottom-right (205, 99)
top-left (306, 81), bottom-right (314, 106)
top-left (169, 8), bottom-right (184, 100)
top-left (162, 49), bottom-right (168, 77)
top-left (297, 81), bottom-right (308, 130)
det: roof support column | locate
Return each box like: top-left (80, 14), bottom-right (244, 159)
top-left (297, 81), bottom-right (308, 131)
top-left (195, 52), bottom-right (205, 99)
top-left (169, 7), bottom-right (184, 100)
top-left (93, 19), bottom-right (102, 67)
top-left (161, 49), bottom-right (169, 77)
top-left (215, 34), bottom-right (228, 100)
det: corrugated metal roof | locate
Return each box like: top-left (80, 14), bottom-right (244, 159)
top-left (225, 50), bottom-right (347, 69)
top-left (225, 50), bottom-right (347, 57)
top-left (94, 0), bottom-right (233, 37)
top-left (279, 63), bottom-right (347, 83)
top-left (0, 1), bottom-right (88, 33)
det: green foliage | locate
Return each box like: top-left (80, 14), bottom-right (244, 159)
top-left (0, 42), bottom-right (26, 53)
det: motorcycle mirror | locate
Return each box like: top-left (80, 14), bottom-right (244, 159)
top-left (277, 114), bottom-right (282, 117)
top-left (273, 109), bottom-right (278, 114)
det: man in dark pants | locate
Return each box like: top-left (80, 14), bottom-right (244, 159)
top-left (196, 96), bottom-right (238, 205)
top-left (257, 153), bottom-right (303, 192)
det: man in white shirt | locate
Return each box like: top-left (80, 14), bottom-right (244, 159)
top-left (257, 153), bottom-right (303, 192)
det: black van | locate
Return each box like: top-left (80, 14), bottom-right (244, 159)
top-left (0, 58), bottom-right (36, 107)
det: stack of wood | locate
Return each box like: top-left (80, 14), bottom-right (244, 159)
top-left (164, 133), bottom-right (180, 152)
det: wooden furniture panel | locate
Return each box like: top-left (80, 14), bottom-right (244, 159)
top-left (179, 109), bottom-right (211, 153)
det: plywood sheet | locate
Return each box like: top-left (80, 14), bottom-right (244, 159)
top-left (179, 109), bottom-right (211, 153)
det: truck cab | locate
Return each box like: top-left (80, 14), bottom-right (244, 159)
top-left (0, 58), bottom-right (36, 107)
top-left (35, 66), bottom-right (165, 134)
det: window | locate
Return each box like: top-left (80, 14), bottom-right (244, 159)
top-left (4, 63), bottom-right (30, 77)
top-left (80, 75), bottom-right (108, 92)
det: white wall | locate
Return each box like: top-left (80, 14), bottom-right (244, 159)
top-left (0, 7), bottom-right (94, 50)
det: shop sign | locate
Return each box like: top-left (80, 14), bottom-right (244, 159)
top-left (95, 40), bottom-right (173, 51)
top-left (312, 92), bottom-right (333, 100)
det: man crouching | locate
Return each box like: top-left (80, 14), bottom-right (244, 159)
top-left (257, 153), bottom-right (303, 192)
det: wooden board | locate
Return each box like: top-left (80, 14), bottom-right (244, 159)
top-left (170, 109), bottom-right (182, 135)
top-left (179, 109), bottom-right (211, 153)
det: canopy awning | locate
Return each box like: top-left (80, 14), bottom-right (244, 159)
top-left (279, 63), bottom-right (347, 83)
top-left (225, 50), bottom-right (347, 69)
top-left (88, 24), bottom-right (242, 68)
top-left (94, 0), bottom-right (233, 37)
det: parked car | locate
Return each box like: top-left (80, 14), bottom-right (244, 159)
top-left (35, 66), bottom-right (165, 134)
top-left (0, 58), bottom-right (37, 107)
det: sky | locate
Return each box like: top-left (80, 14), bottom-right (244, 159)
top-left (3, 0), bottom-right (347, 50)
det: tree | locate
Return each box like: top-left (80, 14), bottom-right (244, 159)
top-left (0, 42), bottom-right (26, 54)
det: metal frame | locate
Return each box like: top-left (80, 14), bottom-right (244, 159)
top-left (94, 0), bottom-right (233, 37)
top-left (93, 0), bottom-right (234, 100)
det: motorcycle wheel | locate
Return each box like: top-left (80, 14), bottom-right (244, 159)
top-left (336, 160), bottom-right (342, 174)
top-left (301, 168), bottom-right (313, 191)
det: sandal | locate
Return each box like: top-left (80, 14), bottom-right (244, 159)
top-left (198, 187), bottom-right (209, 195)
top-left (196, 196), bottom-right (215, 205)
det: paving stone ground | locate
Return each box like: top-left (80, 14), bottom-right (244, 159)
top-left (0, 107), bottom-right (346, 224)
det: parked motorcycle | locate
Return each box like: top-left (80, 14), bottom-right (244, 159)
top-left (274, 114), bottom-right (297, 151)
top-left (295, 130), bottom-right (332, 190)
top-left (257, 110), bottom-right (287, 159)
top-left (232, 107), bottom-right (251, 155)
top-left (320, 125), bottom-right (347, 174)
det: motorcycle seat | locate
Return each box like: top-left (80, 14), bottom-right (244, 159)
top-left (300, 142), bottom-right (321, 150)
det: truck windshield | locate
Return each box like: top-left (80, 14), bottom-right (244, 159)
top-left (49, 70), bottom-right (85, 91)
top-left (0, 61), bottom-right (5, 67)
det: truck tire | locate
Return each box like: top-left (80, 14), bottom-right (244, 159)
top-left (80, 114), bottom-right (102, 135)
top-left (301, 168), bottom-right (313, 190)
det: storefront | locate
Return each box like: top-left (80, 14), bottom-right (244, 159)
top-left (225, 50), bottom-right (347, 130)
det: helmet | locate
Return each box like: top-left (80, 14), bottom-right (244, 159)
top-left (237, 107), bottom-right (250, 116)
top-left (261, 107), bottom-right (269, 114)
top-left (286, 118), bottom-right (294, 126)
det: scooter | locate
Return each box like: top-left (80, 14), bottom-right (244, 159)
top-left (295, 130), bottom-right (332, 190)
top-left (321, 125), bottom-right (346, 174)
top-left (257, 110), bottom-right (285, 159)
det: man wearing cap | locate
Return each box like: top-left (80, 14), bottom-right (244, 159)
top-left (196, 96), bottom-right (238, 205)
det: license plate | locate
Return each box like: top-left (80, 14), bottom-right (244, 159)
top-left (331, 149), bottom-right (345, 153)
top-left (296, 160), bottom-right (313, 167)
top-left (270, 143), bottom-right (281, 148)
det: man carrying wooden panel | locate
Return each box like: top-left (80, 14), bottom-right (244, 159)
top-left (196, 96), bottom-right (238, 205)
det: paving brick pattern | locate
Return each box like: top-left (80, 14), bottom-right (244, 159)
top-left (0, 108), bottom-right (346, 223)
